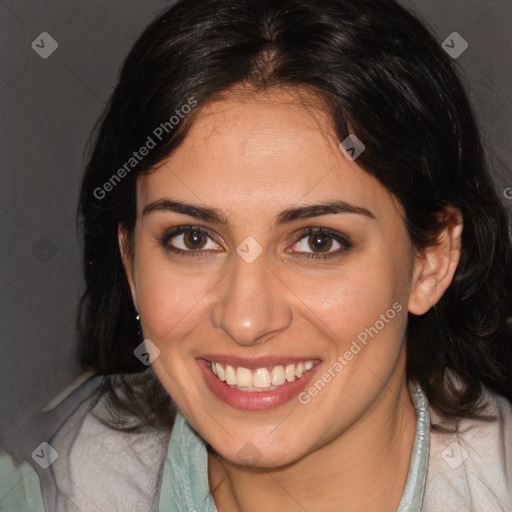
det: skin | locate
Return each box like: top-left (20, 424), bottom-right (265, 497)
top-left (119, 87), bottom-right (463, 512)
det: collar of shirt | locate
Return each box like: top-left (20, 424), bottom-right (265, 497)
top-left (158, 382), bottom-right (430, 512)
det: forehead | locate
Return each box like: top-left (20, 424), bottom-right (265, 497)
top-left (137, 88), bottom-right (398, 223)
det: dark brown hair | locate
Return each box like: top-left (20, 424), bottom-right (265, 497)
top-left (77, 0), bottom-right (512, 432)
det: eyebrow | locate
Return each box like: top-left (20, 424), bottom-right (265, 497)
top-left (142, 198), bottom-right (376, 228)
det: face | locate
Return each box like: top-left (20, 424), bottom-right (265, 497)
top-left (119, 87), bottom-right (434, 468)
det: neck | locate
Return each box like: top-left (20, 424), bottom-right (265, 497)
top-left (208, 372), bottom-right (418, 512)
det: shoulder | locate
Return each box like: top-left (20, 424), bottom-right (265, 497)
top-left (423, 388), bottom-right (512, 511)
top-left (27, 373), bottom-right (172, 512)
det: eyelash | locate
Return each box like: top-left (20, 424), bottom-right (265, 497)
top-left (159, 226), bottom-right (353, 261)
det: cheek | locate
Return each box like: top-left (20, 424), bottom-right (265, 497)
top-left (134, 249), bottom-right (215, 345)
top-left (291, 252), bottom-right (408, 348)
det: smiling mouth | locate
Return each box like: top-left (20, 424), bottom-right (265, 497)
top-left (204, 359), bottom-right (318, 392)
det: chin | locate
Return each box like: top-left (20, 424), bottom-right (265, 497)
top-left (211, 431), bottom-right (310, 469)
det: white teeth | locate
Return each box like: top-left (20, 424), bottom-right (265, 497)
top-left (253, 368), bottom-right (271, 388)
top-left (215, 362), bottom-right (225, 381)
top-left (285, 364), bottom-right (296, 382)
top-left (225, 364), bottom-right (237, 385)
top-left (236, 367), bottom-right (253, 387)
top-left (271, 365), bottom-right (286, 386)
top-left (208, 360), bottom-right (316, 391)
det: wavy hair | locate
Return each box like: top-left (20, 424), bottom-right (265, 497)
top-left (77, 0), bottom-right (512, 432)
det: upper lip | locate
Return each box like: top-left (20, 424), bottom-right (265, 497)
top-left (198, 354), bottom-right (321, 369)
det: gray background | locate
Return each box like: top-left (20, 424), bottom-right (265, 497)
top-left (0, 0), bottom-right (511, 455)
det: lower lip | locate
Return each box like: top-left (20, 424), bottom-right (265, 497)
top-left (196, 359), bottom-right (322, 411)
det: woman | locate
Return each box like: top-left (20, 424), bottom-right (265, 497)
top-left (1, 0), bottom-right (511, 510)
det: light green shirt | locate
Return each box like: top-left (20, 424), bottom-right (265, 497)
top-left (8, 377), bottom-right (512, 511)
top-left (158, 383), bottom-right (430, 511)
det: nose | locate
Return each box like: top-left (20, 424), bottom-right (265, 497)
top-left (210, 247), bottom-right (293, 346)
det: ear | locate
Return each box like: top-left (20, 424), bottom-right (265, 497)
top-left (118, 223), bottom-right (138, 312)
top-left (408, 205), bottom-right (463, 315)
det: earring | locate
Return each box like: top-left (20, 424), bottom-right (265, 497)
top-left (135, 313), bottom-right (142, 337)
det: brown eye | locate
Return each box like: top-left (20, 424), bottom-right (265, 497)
top-left (159, 226), bottom-right (222, 257)
top-left (288, 228), bottom-right (353, 260)
top-left (308, 233), bottom-right (333, 253)
top-left (183, 229), bottom-right (208, 250)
